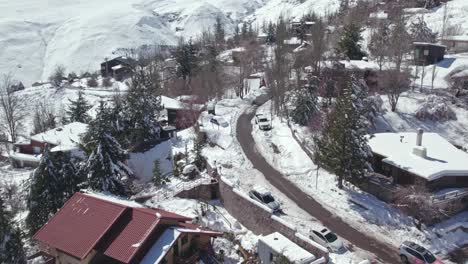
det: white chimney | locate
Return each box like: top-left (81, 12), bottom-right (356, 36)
top-left (413, 128), bottom-right (427, 158)
top-left (416, 128), bottom-right (424, 146)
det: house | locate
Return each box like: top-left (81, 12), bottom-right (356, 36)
top-left (29, 192), bottom-right (223, 264)
top-left (367, 129), bottom-right (468, 190)
top-left (413, 42), bottom-right (446, 65)
top-left (101, 56), bottom-right (136, 80)
top-left (258, 232), bottom-right (317, 264)
top-left (440, 35), bottom-right (468, 53)
top-left (7, 122), bottom-right (88, 168)
top-left (291, 21), bottom-right (316, 39)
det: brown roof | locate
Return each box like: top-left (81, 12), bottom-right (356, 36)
top-left (33, 192), bottom-right (194, 263)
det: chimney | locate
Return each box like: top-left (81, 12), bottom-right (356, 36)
top-left (416, 128), bottom-right (423, 146)
top-left (413, 128), bottom-right (427, 158)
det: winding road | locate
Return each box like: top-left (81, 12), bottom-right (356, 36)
top-left (236, 95), bottom-right (400, 264)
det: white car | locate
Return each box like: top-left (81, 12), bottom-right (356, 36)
top-left (248, 186), bottom-right (281, 212)
top-left (255, 114), bottom-right (271, 130)
top-left (309, 228), bottom-right (345, 252)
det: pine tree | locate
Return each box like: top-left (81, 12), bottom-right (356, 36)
top-left (291, 77), bottom-right (319, 126)
top-left (266, 21), bottom-right (276, 44)
top-left (214, 16), bottom-right (225, 47)
top-left (314, 81), bottom-right (372, 189)
top-left (26, 147), bottom-right (64, 233)
top-left (337, 23), bottom-right (366, 60)
top-left (234, 23), bottom-right (240, 46)
top-left (241, 22), bottom-right (249, 40)
top-left (153, 159), bottom-right (169, 186)
top-left (192, 136), bottom-right (205, 170)
top-left (174, 38), bottom-right (199, 86)
top-left (0, 197), bottom-right (26, 264)
top-left (123, 65), bottom-right (163, 146)
top-left (81, 103), bottom-right (131, 196)
top-left (66, 90), bottom-right (91, 123)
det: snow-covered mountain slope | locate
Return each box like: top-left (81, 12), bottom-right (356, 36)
top-left (421, 0), bottom-right (468, 37)
top-left (0, 0), bottom-right (337, 86)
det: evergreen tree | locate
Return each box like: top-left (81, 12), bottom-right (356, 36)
top-left (192, 136), bottom-right (205, 170)
top-left (234, 23), bottom-right (240, 46)
top-left (123, 65), bottom-right (163, 146)
top-left (26, 147), bottom-right (63, 233)
top-left (214, 16), bottom-right (225, 47)
top-left (266, 21), bottom-right (276, 44)
top-left (81, 102), bottom-right (131, 196)
top-left (337, 23), bottom-right (366, 60)
top-left (291, 77), bottom-right (319, 126)
top-left (0, 197), bottom-right (26, 264)
top-left (66, 90), bottom-right (91, 123)
top-left (152, 159), bottom-right (169, 186)
top-left (241, 22), bottom-right (249, 40)
top-left (174, 38), bottom-right (199, 85)
top-left (314, 81), bottom-right (372, 189)
top-left (409, 16), bottom-right (438, 43)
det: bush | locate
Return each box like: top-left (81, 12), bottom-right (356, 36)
top-left (415, 95), bottom-right (456, 122)
top-left (102, 77), bottom-right (112, 87)
top-left (87, 75), bottom-right (98, 87)
top-left (49, 65), bottom-right (66, 87)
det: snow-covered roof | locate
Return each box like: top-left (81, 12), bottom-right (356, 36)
top-left (367, 132), bottom-right (468, 181)
top-left (82, 191), bottom-right (145, 208)
top-left (30, 122), bottom-right (88, 149)
top-left (284, 37), bottom-right (302, 45)
top-left (260, 232), bottom-right (316, 263)
top-left (413, 42), bottom-right (447, 48)
top-left (4, 152), bottom-right (41, 163)
top-left (161, 96), bottom-right (186, 110)
top-left (369, 11), bottom-right (388, 20)
top-left (322, 60), bottom-right (380, 71)
top-left (441, 35), bottom-right (468, 42)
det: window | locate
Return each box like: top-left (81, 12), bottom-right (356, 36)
top-left (181, 235), bottom-right (188, 245)
top-left (324, 232), bottom-right (338, 243)
top-left (33, 146), bottom-right (41, 154)
top-left (424, 49), bottom-right (429, 56)
top-left (407, 248), bottom-right (423, 260)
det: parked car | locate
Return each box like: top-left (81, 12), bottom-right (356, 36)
top-left (210, 116), bottom-right (229, 127)
top-left (399, 241), bottom-right (444, 264)
top-left (248, 186), bottom-right (280, 212)
top-left (255, 114), bottom-right (271, 130)
top-left (309, 228), bottom-right (345, 252)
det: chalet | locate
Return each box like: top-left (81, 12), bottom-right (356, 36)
top-left (29, 192), bottom-right (223, 264)
top-left (367, 129), bottom-right (468, 190)
top-left (440, 35), bottom-right (468, 53)
top-left (7, 122), bottom-right (88, 168)
top-left (101, 56), bottom-right (136, 80)
top-left (413, 42), bottom-right (446, 65)
top-left (291, 21), bottom-right (316, 39)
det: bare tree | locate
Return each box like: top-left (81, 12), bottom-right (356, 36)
top-left (49, 65), bottom-right (66, 87)
top-left (380, 69), bottom-right (410, 112)
top-left (420, 64), bottom-right (427, 92)
top-left (0, 74), bottom-right (26, 143)
top-left (394, 185), bottom-right (443, 229)
top-left (33, 100), bottom-right (56, 134)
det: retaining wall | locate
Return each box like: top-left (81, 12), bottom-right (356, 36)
top-left (218, 176), bottom-right (329, 261)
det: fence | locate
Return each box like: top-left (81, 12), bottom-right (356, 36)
top-left (431, 189), bottom-right (468, 204)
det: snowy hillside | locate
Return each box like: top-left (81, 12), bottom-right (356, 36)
top-left (0, 0), bottom-right (339, 86)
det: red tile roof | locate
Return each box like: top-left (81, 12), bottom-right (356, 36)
top-left (33, 192), bottom-right (194, 263)
top-left (33, 192), bottom-right (127, 260)
top-left (103, 209), bottom-right (160, 263)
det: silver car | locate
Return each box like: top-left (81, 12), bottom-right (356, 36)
top-left (248, 186), bottom-right (280, 212)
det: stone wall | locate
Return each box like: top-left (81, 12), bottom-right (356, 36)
top-left (175, 181), bottom-right (219, 202)
top-left (218, 176), bottom-right (329, 261)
